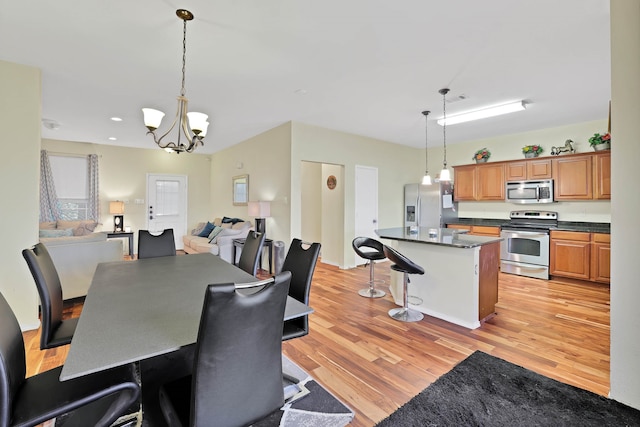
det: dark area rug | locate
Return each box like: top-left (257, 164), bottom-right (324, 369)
top-left (376, 351), bottom-right (640, 427)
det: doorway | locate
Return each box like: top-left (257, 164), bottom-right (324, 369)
top-left (146, 174), bottom-right (188, 250)
top-left (354, 165), bottom-right (379, 265)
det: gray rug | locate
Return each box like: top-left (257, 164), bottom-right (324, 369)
top-left (376, 351), bottom-right (640, 427)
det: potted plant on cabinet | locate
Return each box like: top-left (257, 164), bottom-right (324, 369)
top-left (472, 148), bottom-right (491, 163)
top-left (522, 145), bottom-right (543, 158)
top-left (588, 133), bottom-right (611, 151)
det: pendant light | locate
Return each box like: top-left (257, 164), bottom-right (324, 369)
top-left (421, 110), bottom-right (432, 185)
top-left (439, 88), bottom-right (451, 181)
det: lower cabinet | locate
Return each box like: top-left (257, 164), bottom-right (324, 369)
top-left (550, 230), bottom-right (610, 284)
top-left (447, 224), bottom-right (501, 237)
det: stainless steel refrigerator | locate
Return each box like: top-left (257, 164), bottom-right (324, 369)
top-left (404, 181), bottom-right (458, 228)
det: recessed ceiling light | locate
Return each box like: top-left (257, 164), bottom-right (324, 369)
top-left (42, 118), bottom-right (61, 130)
top-left (294, 89), bottom-right (307, 95)
top-left (110, 117), bottom-right (123, 122)
top-left (108, 137), bottom-right (117, 141)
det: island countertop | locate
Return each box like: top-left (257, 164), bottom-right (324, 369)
top-left (376, 227), bottom-right (502, 248)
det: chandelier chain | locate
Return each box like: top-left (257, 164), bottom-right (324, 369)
top-left (181, 18), bottom-right (187, 97)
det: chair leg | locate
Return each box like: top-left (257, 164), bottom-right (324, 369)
top-left (389, 272), bottom-right (424, 322)
top-left (358, 260), bottom-right (385, 298)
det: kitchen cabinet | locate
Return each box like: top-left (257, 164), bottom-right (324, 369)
top-left (593, 152), bottom-right (611, 200)
top-left (453, 163), bottom-right (505, 201)
top-left (447, 224), bottom-right (501, 237)
top-left (552, 155), bottom-right (593, 200)
top-left (550, 230), bottom-right (610, 283)
top-left (550, 230), bottom-right (591, 280)
top-left (591, 233), bottom-right (610, 283)
top-left (506, 158), bottom-right (552, 181)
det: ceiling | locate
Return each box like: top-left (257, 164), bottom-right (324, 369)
top-left (0, 0), bottom-right (611, 154)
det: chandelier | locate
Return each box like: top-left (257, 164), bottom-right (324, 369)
top-left (142, 9), bottom-right (209, 154)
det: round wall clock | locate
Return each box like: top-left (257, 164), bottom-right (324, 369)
top-left (326, 175), bottom-right (337, 190)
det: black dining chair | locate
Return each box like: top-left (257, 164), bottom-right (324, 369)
top-left (237, 231), bottom-right (266, 276)
top-left (158, 272), bottom-right (292, 427)
top-left (281, 238), bottom-right (321, 341)
top-left (22, 243), bottom-right (78, 350)
top-left (0, 291), bottom-right (141, 427)
top-left (137, 229), bottom-right (176, 259)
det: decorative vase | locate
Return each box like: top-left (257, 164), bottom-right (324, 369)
top-left (475, 157), bottom-right (488, 163)
top-left (593, 142), bottom-right (610, 151)
top-left (524, 152), bottom-right (538, 158)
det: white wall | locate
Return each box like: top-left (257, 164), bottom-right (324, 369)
top-left (609, 0), bottom-right (640, 409)
top-left (301, 161), bottom-right (322, 243)
top-left (0, 60), bottom-right (41, 329)
top-left (320, 164), bottom-right (345, 266)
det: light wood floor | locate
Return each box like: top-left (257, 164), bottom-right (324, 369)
top-left (23, 260), bottom-right (610, 427)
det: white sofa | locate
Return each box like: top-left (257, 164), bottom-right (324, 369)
top-left (38, 220), bottom-right (123, 299)
top-left (182, 218), bottom-right (253, 263)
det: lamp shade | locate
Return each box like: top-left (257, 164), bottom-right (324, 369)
top-left (248, 201), bottom-right (271, 218)
top-left (109, 201), bottom-right (125, 214)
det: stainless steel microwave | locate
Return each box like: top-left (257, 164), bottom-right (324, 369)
top-left (505, 180), bottom-right (554, 204)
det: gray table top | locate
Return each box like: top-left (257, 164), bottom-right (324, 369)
top-left (376, 227), bottom-right (502, 248)
top-left (60, 253), bottom-right (313, 381)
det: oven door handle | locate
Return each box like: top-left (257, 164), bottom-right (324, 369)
top-left (501, 231), bottom-right (549, 239)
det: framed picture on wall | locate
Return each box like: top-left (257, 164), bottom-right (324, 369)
top-left (233, 174), bottom-right (249, 205)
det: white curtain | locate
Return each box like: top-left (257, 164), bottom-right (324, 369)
top-left (87, 154), bottom-right (100, 220)
top-left (39, 150), bottom-right (60, 222)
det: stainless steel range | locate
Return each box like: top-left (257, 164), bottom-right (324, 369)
top-left (500, 210), bottom-right (558, 280)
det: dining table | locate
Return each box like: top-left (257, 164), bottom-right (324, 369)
top-left (60, 253), bottom-right (313, 382)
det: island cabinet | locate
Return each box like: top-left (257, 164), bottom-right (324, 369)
top-left (453, 163), bottom-right (505, 201)
top-left (550, 230), bottom-right (610, 284)
top-left (506, 158), bottom-right (552, 181)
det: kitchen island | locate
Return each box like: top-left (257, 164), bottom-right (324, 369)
top-left (376, 227), bottom-right (502, 329)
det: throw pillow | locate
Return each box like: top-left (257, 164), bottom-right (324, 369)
top-left (39, 221), bottom-right (57, 230)
top-left (197, 221), bottom-right (216, 237)
top-left (222, 217), bottom-right (244, 224)
top-left (207, 226), bottom-right (224, 243)
top-left (39, 228), bottom-right (74, 238)
top-left (191, 222), bottom-right (206, 236)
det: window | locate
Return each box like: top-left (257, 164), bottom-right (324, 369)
top-left (49, 155), bottom-right (90, 220)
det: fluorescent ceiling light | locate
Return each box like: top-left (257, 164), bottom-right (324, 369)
top-left (437, 101), bottom-right (526, 126)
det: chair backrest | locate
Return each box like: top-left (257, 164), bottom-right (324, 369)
top-left (281, 239), bottom-right (321, 305)
top-left (382, 245), bottom-right (425, 275)
top-left (191, 271), bottom-right (291, 426)
top-left (352, 237), bottom-right (386, 261)
top-left (237, 231), bottom-right (266, 276)
top-left (22, 243), bottom-right (64, 349)
top-left (0, 292), bottom-right (27, 426)
top-left (137, 229), bottom-right (176, 259)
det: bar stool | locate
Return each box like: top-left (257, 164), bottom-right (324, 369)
top-left (352, 237), bottom-right (386, 298)
top-left (382, 245), bottom-right (425, 322)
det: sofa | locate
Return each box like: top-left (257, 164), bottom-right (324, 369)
top-left (38, 220), bottom-right (124, 300)
top-left (182, 217), bottom-right (253, 263)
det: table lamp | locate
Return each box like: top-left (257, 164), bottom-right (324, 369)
top-left (248, 201), bottom-right (271, 235)
top-left (109, 201), bottom-right (125, 232)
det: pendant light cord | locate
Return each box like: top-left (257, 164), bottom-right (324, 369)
top-left (423, 110), bottom-right (430, 174)
top-left (181, 18), bottom-right (187, 97)
top-left (441, 89), bottom-right (448, 168)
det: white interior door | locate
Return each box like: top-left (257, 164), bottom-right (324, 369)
top-left (146, 174), bottom-right (187, 250)
top-left (354, 165), bottom-right (379, 265)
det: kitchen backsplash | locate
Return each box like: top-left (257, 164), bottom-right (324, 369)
top-left (458, 200), bottom-right (611, 224)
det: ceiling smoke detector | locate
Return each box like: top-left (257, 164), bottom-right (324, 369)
top-left (42, 119), bottom-right (61, 130)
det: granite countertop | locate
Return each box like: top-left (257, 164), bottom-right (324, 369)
top-left (376, 227), bottom-right (502, 248)
top-left (447, 218), bottom-right (610, 234)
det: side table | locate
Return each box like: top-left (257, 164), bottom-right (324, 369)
top-left (232, 238), bottom-right (273, 274)
top-left (107, 231), bottom-right (134, 257)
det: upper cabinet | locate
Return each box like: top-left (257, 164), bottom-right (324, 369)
top-left (453, 163), bottom-right (505, 201)
top-left (454, 151), bottom-right (610, 202)
top-left (506, 158), bottom-right (552, 181)
top-left (552, 155), bottom-right (593, 200)
top-left (593, 151), bottom-right (611, 200)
